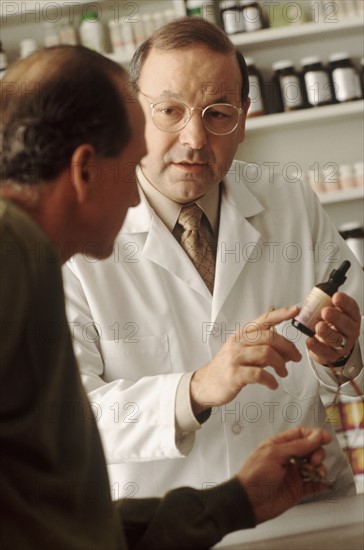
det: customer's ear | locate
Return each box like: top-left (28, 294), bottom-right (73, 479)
top-left (70, 144), bottom-right (96, 203)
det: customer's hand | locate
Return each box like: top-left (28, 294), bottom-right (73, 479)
top-left (306, 292), bottom-right (361, 366)
top-left (190, 306), bottom-right (301, 414)
top-left (237, 426), bottom-right (332, 524)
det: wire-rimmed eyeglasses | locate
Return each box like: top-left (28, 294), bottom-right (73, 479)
top-left (139, 91), bottom-right (243, 136)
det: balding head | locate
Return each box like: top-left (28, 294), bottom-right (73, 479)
top-left (1, 46), bottom-right (132, 187)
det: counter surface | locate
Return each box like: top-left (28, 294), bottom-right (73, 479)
top-left (214, 493), bottom-right (364, 549)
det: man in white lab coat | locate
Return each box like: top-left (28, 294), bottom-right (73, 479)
top-left (63, 18), bottom-right (363, 500)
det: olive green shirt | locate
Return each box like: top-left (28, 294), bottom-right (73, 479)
top-left (0, 197), bottom-right (255, 549)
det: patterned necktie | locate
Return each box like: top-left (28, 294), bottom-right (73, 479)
top-left (178, 203), bottom-right (215, 293)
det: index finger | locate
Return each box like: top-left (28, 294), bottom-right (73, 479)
top-left (251, 305), bottom-right (300, 332)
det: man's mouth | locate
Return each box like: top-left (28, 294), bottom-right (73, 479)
top-left (173, 161), bottom-right (207, 173)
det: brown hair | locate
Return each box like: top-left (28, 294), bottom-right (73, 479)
top-left (130, 17), bottom-right (249, 105)
top-left (1, 45), bottom-right (131, 185)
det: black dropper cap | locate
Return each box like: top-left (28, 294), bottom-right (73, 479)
top-left (316, 260), bottom-right (351, 296)
top-left (328, 260), bottom-right (351, 285)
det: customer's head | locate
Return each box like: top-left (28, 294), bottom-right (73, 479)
top-left (1, 46), bottom-right (146, 259)
top-left (1, 45), bottom-right (132, 185)
top-left (130, 17), bottom-right (250, 204)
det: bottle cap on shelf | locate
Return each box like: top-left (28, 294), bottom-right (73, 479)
top-left (81, 12), bottom-right (98, 22)
top-left (272, 60), bottom-right (294, 71)
top-left (353, 161), bottom-right (364, 174)
top-left (221, 0), bottom-right (240, 8)
top-left (328, 52), bottom-right (350, 63)
top-left (339, 164), bottom-right (354, 175)
top-left (245, 57), bottom-right (255, 66)
top-left (20, 39), bottom-right (37, 58)
top-left (301, 55), bottom-right (321, 66)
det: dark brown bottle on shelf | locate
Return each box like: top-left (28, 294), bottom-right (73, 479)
top-left (301, 56), bottom-right (334, 107)
top-left (272, 60), bottom-right (305, 112)
top-left (328, 52), bottom-right (362, 103)
top-left (245, 57), bottom-right (266, 117)
top-left (0, 41), bottom-right (8, 79)
top-left (240, 0), bottom-right (264, 32)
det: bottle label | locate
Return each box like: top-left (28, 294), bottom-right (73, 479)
top-left (248, 74), bottom-right (265, 113)
top-left (222, 8), bottom-right (245, 34)
top-left (294, 287), bottom-right (332, 332)
top-left (304, 70), bottom-right (332, 105)
top-left (243, 6), bottom-right (263, 31)
top-left (280, 75), bottom-right (304, 109)
top-left (332, 67), bottom-right (361, 102)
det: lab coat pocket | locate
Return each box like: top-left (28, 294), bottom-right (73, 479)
top-left (281, 361), bottom-right (318, 401)
top-left (100, 334), bottom-right (171, 382)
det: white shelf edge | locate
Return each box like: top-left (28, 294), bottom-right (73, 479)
top-left (229, 15), bottom-right (364, 48)
top-left (246, 100), bottom-right (364, 133)
top-left (318, 187), bottom-right (364, 205)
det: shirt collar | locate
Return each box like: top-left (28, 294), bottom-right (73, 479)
top-left (137, 166), bottom-right (220, 235)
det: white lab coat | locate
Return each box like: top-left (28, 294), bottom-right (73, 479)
top-left (63, 161), bottom-right (363, 500)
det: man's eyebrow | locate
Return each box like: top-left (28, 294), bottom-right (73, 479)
top-left (147, 91), bottom-right (237, 106)
top-left (166, 93), bottom-right (233, 104)
top-left (158, 90), bottom-right (185, 100)
top-left (207, 95), bottom-right (229, 103)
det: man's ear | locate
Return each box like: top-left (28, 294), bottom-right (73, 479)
top-left (238, 98), bottom-right (251, 143)
top-left (70, 144), bottom-right (97, 203)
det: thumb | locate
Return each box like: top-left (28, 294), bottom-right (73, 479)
top-left (280, 430), bottom-right (330, 461)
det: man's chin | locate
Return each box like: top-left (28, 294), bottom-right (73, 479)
top-left (80, 242), bottom-right (115, 262)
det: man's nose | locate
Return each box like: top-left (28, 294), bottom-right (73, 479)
top-left (178, 109), bottom-right (208, 150)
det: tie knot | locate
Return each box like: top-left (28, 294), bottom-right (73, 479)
top-left (178, 203), bottom-right (203, 231)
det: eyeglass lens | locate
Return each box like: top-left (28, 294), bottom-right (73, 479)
top-left (152, 102), bottom-right (239, 134)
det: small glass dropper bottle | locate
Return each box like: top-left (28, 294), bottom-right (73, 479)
top-left (292, 261), bottom-right (351, 336)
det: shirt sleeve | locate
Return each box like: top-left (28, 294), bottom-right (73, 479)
top-left (175, 372), bottom-right (213, 455)
top-left (310, 341), bottom-right (363, 396)
top-left (116, 477), bottom-right (256, 550)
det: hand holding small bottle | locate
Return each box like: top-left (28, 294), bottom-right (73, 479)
top-left (306, 291), bottom-right (361, 366)
top-left (292, 262), bottom-right (361, 366)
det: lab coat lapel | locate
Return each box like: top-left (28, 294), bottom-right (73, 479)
top-left (122, 191), bottom-right (211, 299)
top-left (143, 212), bottom-right (211, 298)
top-left (212, 174), bottom-right (264, 321)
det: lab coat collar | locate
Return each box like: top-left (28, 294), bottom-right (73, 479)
top-left (212, 167), bottom-right (264, 319)
top-left (121, 161), bottom-right (264, 234)
top-left (120, 161), bottom-right (265, 302)
top-left (121, 186), bottom-right (212, 298)
top-left (121, 185), bottom-right (153, 233)
top-left (223, 160), bottom-right (264, 218)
